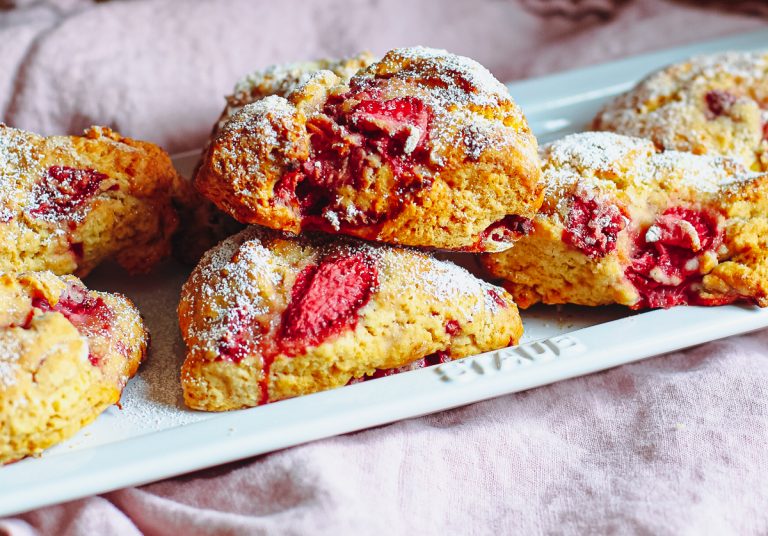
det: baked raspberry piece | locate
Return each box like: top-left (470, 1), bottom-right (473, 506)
top-left (29, 166), bottom-right (109, 219)
top-left (593, 51), bottom-right (768, 171)
top-left (0, 271), bottom-right (147, 464)
top-left (561, 194), bottom-right (627, 259)
top-left (195, 47), bottom-right (542, 252)
top-left (0, 124), bottom-right (185, 276)
top-left (482, 132), bottom-right (768, 309)
top-left (626, 208), bottom-right (724, 309)
top-left (178, 227), bottom-right (523, 411)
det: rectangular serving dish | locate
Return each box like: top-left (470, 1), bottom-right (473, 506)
top-left (3, 29), bottom-right (768, 516)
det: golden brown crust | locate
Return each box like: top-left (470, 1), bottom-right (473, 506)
top-left (195, 47), bottom-right (542, 252)
top-left (0, 271), bottom-right (147, 463)
top-left (178, 227), bottom-right (523, 411)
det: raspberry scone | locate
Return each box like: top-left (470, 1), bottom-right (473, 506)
top-left (481, 132), bottom-right (768, 310)
top-left (195, 47), bottom-right (542, 252)
top-left (0, 271), bottom-right (147, 464)
top-left (0, 124), bottom-right (182, 276)
top-left (178, 227), bottom-right (522, 411)
top-left (593, 51), bottom-right (768, 170)
top-left (214, 52), bottom-right (376, 134)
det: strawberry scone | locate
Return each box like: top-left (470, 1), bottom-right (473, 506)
top-left (482, 132), bottom-right (768, 309)
top-left (0, 271), bottom-right (147, 464)
top-left (195, 47), bottom-right (542, 252)
top-left (593, 51), bottom-right (768, 170)
top-left (0, 124), bottom-right (183, 276)
top-left (178, 227), bottom-right (522, 411)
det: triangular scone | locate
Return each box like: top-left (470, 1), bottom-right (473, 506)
top-left (179, 227), bottom-right (523, 411)
top-left (482, 132), bottom-right (768, 309)
top-left (0, 271), bottom-right (147, 463)
top-left (195, 47), bottom-right (542, 252)
top-left (0, 125), bottom-right (183, 276)
top-left (593, 51), bottom-right (768, 170)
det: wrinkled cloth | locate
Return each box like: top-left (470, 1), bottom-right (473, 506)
top-left (1, 1), bottom-right (768, 534)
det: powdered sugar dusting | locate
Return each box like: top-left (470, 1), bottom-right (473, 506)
top-left (593, 50), bottom-right (768, 167)
top-left (541, 132), bottom-right (653, 197)
top-left (598, 51), bottom-right (768, 116)
top-left (184, 229), bottom-right (283, 357)
top-left (218, 96), bottom-right (300, 188)
top-left (219, 53), bottom-right (376, 131)
top-left (541, 132), bottom-right (762, 200)
top-left (393, 252), bottom-right (506, 319)
top-left (674, 51), bottom-right (767, 85)
top-left (652, 150), bottom-right (762, 193)
top-left (545, 132), bottom-right (651, 172)
top-left (378, 46), bottom-right (510, 104)
top-left (0, 127), bottom-right (39, 222)
top-left (222, 96), bottom-right (296, 148)
top-left (358, 46), bottom-right (523, 162)
top-left (0, 333), bottom-right (22, 387)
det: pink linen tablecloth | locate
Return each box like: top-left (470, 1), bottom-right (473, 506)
top-left (1, 1), bottom-right (768, 533)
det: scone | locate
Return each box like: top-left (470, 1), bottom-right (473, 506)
top-left (0, 271), bottom-right (147, 464)
top-left (214, 52), bottom-right (376, 134)
top-left (593, 51), bottom-right (768, 170)
top-left (178, 227), bottom-right (523, 411)
top-left (195, 47), bottom-right (543, 252)
top-left (481, 132), bottom-right (768, 309)
top-left (0, 124), bottom-right (182, 276)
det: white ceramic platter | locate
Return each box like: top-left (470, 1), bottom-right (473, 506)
top-left (3, 30), bottom-right (768, 516)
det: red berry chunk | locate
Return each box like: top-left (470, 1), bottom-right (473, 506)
top-left (481, 215), bottom-right (533, 245)
top-left (279, 253), bottom-right (378, 353)
top-left (30, 166), bottom-right (108, 219)
top-left (274, 95), bottom-right (433, 227)
top-left (646, 207), bottom-right (718, 252)
top-left (445, 319), bottom-right (461, 336)
top-left (626, 207), bottom-right (725, 309)
top-left (562, 195), bottom-right (626, 258)
top-left (486, 289), bottom-right (508, 309)
top-left (216, 308), bottom-right (254, 364)
top-left (348, 97), bottom-right (431, 166)
top-left (32, 282), bottom-right (114, 364)
top-left (705, 90), bottom-right (737, 118)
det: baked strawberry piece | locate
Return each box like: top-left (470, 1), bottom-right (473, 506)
top-left (0, 124), bottom-right (184, 276)
top-left (178, 227), bottom-right (523, 410)
top-left (194, 47), bottom-right (542, 252)
top-left (482, 132), bottom-right (768, 309)
top-left (0, 271), bottom-right (147, 463)
top-left (593, 51), bottom-right (768, 170)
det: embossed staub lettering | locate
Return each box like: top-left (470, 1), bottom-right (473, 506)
top-left (434, 334), bottom-right (587, 383)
